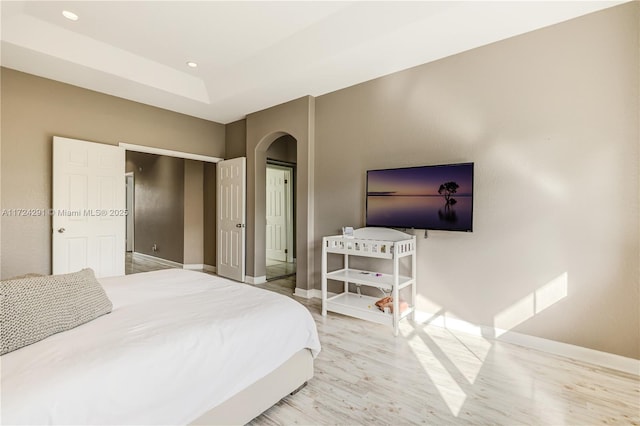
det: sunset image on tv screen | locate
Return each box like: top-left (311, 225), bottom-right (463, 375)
top-left (366, 163), bottom-right (474, 231)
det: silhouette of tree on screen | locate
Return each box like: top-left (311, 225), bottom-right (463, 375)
top-left (438, 181), bottom-right (459, 205)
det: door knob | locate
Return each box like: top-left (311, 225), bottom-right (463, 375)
top-left (235, 224), bottom-right (245, 228)
top-left (58, 227), bottom-right (66, 233)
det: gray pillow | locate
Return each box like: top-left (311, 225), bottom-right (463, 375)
top-left (0, 268), bottom-right (113, 355)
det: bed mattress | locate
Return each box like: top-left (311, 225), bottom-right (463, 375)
top-left (1, 269), bottom-right (321, 425)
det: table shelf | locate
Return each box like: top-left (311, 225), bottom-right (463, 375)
top-left (326, 293), bottom-right (415, 326)
top-left (326, 268), bottom-right (414, 291)
top-left (321, 227), bottom-right (416, 336)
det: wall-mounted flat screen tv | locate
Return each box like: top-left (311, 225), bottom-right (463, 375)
top-left (366, 162), bottom-right (474, 232)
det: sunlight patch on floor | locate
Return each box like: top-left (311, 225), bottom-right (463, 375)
top-left (406, 332), bottom-right (467, 417)
top-left (412, 296), bottom-right (493, 384)
top-left (441, 329), bottom-right (493, 384)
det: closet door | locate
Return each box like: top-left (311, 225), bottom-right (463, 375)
top-left (53, 136), bottom-right (125, 277)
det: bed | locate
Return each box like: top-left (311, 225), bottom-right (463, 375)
top-left (1, 269), bottom-right (321, 425)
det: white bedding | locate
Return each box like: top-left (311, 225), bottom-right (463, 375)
top-left (1, 269), bottom-right (321, 425)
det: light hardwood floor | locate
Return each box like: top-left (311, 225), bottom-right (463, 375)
top-left (252, 296), bottom-right (639, 425)
top-left (124, 254), bottom-right (640, 425)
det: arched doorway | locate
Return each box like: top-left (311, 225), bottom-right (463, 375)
top-left (265, 135), bottom-right (297, 281)
top-left (245, 95), bottom-right (315, 293)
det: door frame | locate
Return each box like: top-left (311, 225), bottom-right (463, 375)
top-left (125, 172), bottom-right (135, 252)
top-left (53, 139), bottom-right (223, 275)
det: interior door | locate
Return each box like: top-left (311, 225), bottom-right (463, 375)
top-left (52, 136), bottom-right (125, 277)
top-left (217, 157), bottom-right (246, 282)
top-left (266, 166), bottom-right (288, 262)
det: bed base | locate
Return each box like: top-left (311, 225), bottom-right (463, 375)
top-left (190, 348), bottom-right (313, 425)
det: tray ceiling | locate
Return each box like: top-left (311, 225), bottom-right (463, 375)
top-left (0, 1), bottom-right (624, 123)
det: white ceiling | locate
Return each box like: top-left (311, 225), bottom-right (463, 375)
top-left (0, 1), bottom-right (624, 124)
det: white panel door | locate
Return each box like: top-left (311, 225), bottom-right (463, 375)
top-left (266, 166), bottom-right (288, 262)
top-left (53, 137), bottom-right (125, 277)
top-left (217, 157), bottom-right (246, 282)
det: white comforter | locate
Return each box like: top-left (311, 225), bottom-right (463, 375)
top-left (1, 269), bottom-right (321, 425)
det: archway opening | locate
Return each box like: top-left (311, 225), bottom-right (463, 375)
top-left (252, 131), bottom-right (301, 287)
top-left (265, 135), bottom-right (297, 281)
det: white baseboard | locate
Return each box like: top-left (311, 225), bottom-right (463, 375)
top-left (410, 310), bottom-right (639, 375)
top-left (203, 264), bottom-right (216, 273)
top-left (496, 328), bottom-right (639, 376)
top-left (246, 275), bottom-right (267, 285)
top-left (294, 288), bottom-right (336, 299)
top-left (294, 288), bottom-right (316, 299)
top-left (183, 264), bottom-right (204, 270)
top-left (132, 252), bottom-right (182, 268)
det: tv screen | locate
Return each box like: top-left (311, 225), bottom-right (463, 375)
top-left (366, 162), bottom-right (474, 232)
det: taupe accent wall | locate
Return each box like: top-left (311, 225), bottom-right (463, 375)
top-left (225, 119), bottom-right (247, 159)
top-left (0, 68), bottom-right (225, 278)
top-left (126, 152), bottom-right (185, 263)
top-left (203, 163), bottom-right (217, 267)
top-left (314, 3), bottom-right (639, 358)
top-left (184, 160), bottom-right (204, 266)
top-left (267, 135), bottom-right (297, 164)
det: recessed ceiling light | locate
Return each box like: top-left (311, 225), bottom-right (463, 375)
top-left (186, 61), bottom-right (198, 68)
top-left (62, 10), bottom-right (79, 21)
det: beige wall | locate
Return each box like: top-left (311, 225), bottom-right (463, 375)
top-left (0, 69), bottom-right (3, 277)
top-left (246, 96), bottom-right (315, 286)
top-left (314, 3), bottom-right (639, 359)
top-left (0, 68), bottom-right (225, 278)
